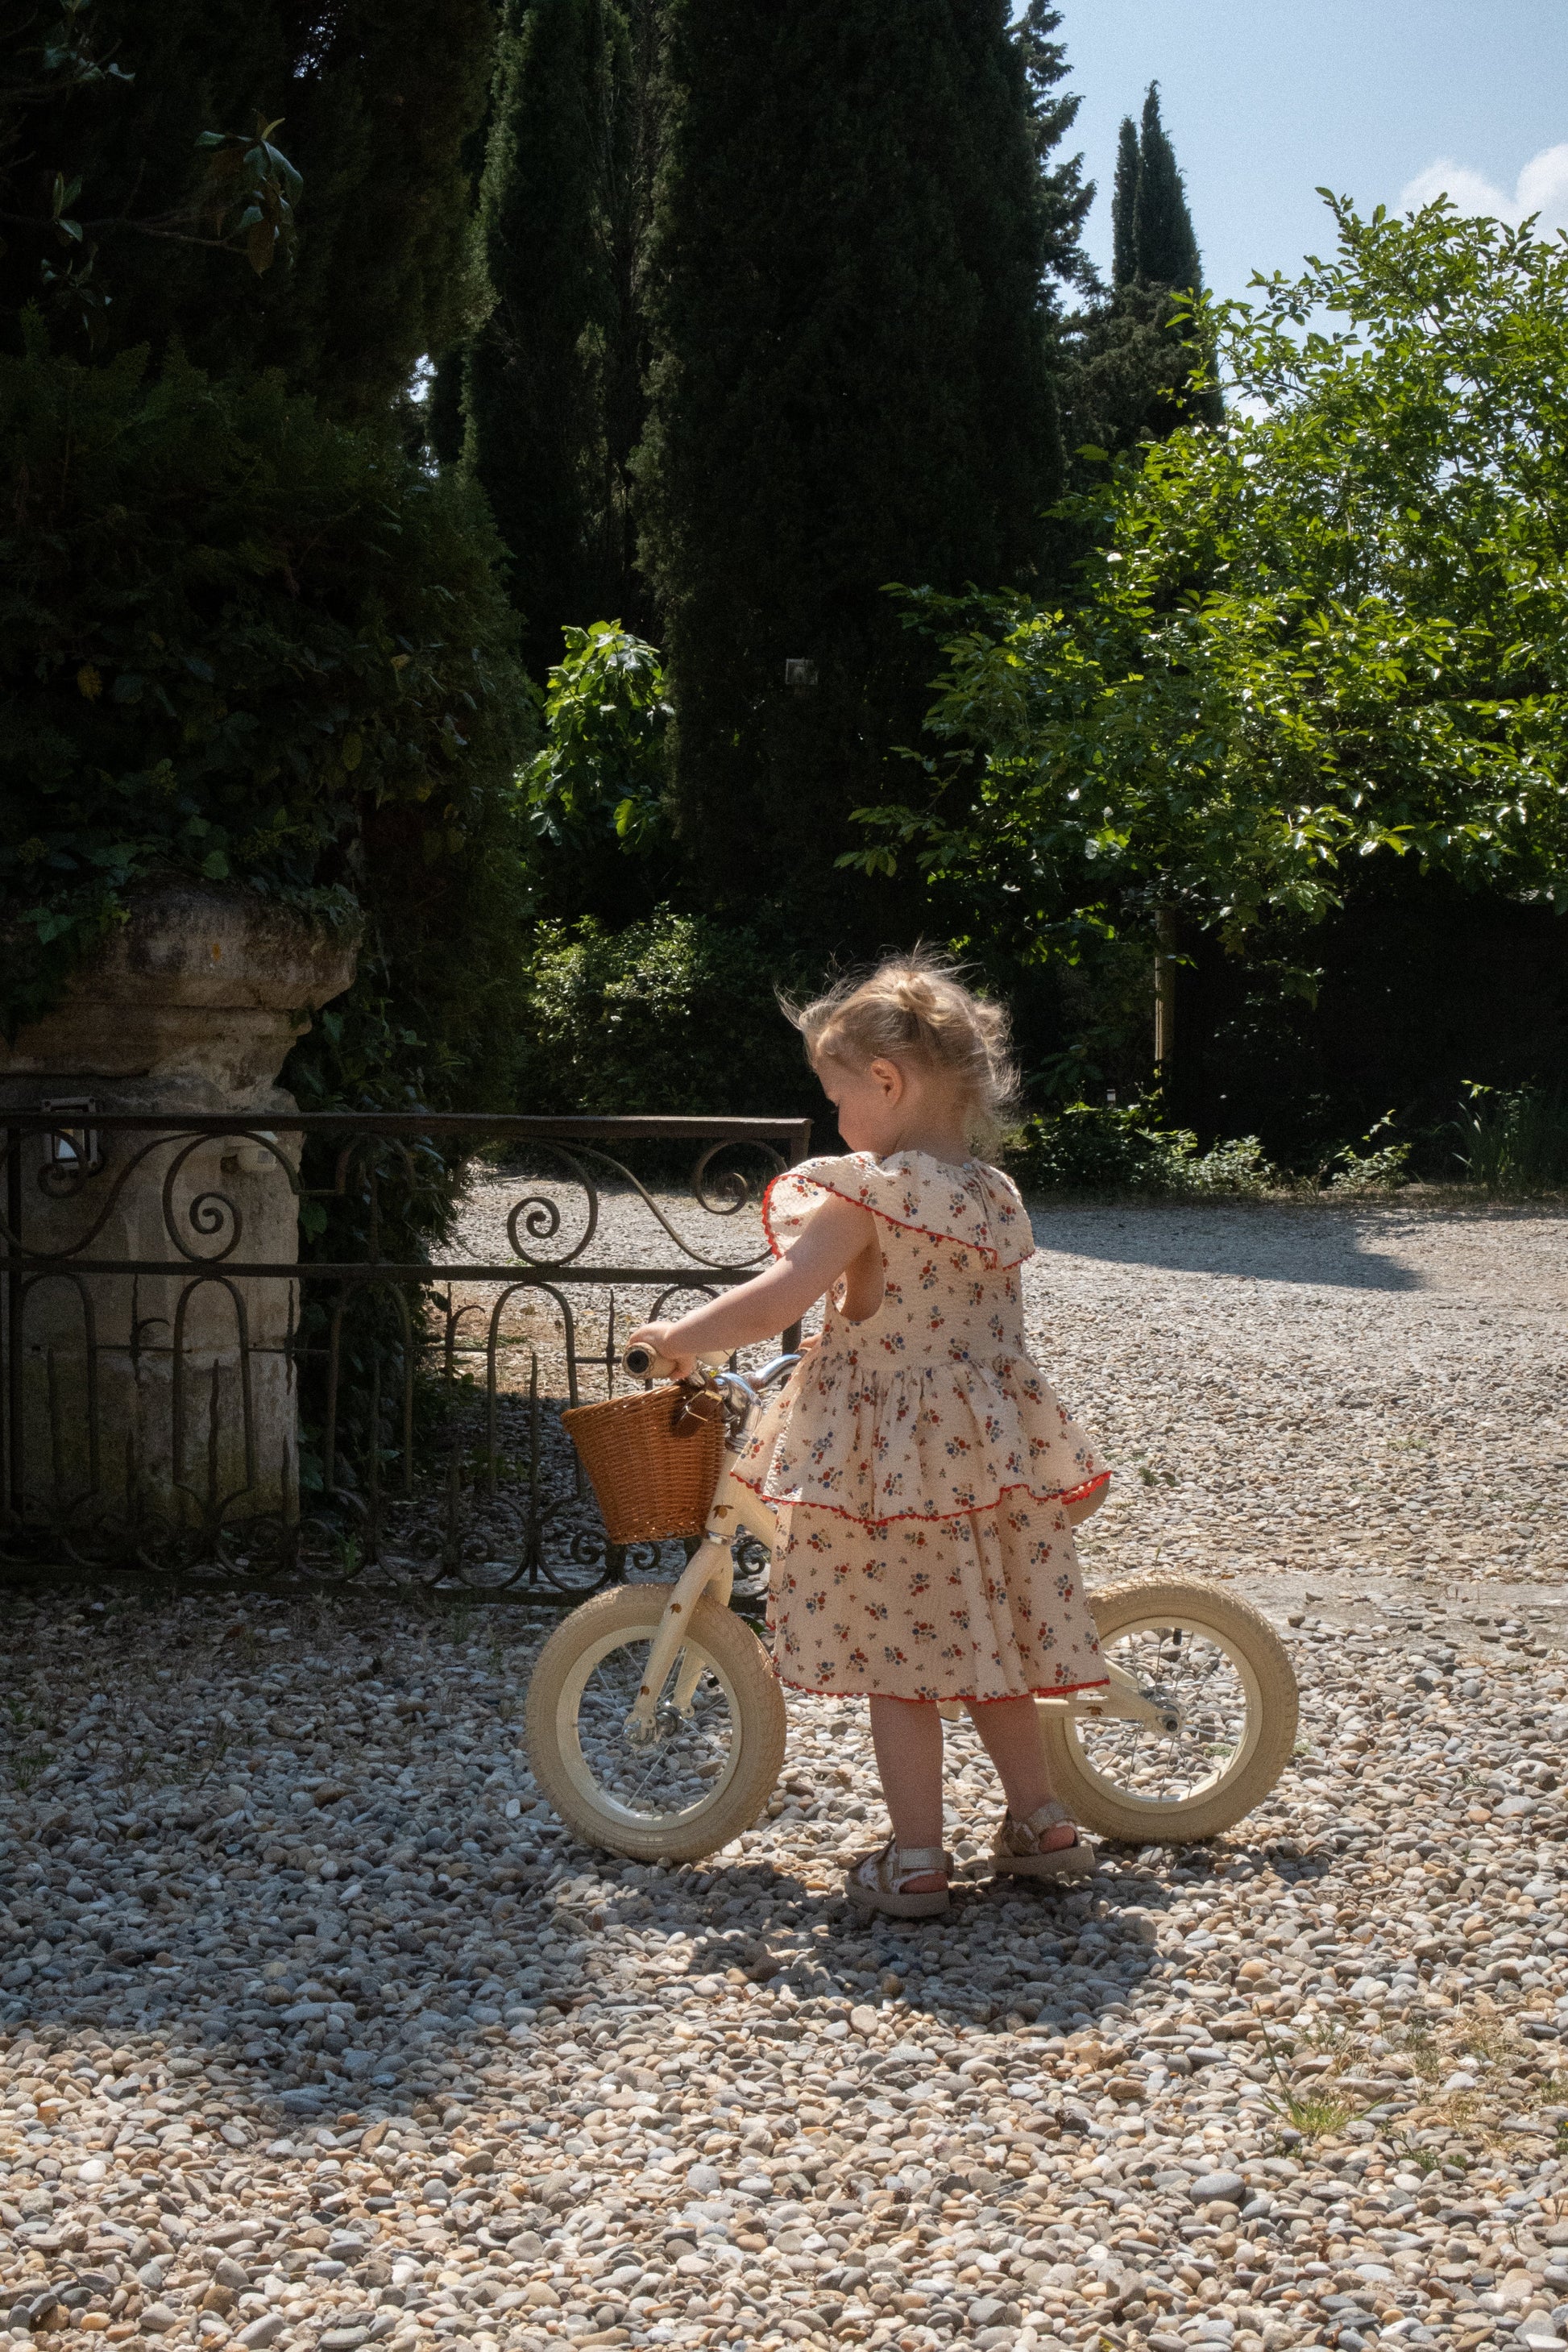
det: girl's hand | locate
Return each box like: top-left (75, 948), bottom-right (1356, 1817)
top-left (627, 1322), bottom-right (695, 1382)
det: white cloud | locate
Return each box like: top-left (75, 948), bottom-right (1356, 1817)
top-left (1515, 143), bottom-right (1568, 230)
top-left (1398, 143), bottom-right (1568, 234)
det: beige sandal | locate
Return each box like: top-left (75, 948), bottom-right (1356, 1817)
top-left (845, 1840), bottom-right (952, 1919)
top-left (990, 1798), bottom-right (1098, 1881)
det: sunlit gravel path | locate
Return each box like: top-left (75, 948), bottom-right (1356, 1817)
top-left (2, 1203), bottom-right (1566, 2352)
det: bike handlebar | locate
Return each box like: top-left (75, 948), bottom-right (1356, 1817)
top-left (621, 1345), bottom-right (800, 1392)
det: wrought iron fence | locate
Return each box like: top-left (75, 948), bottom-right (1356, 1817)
top-left (1, 1111), bottom-right (811, 1599)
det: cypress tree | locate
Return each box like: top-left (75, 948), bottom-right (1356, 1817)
top-left (425, 350), bottom-right (470, 470)
top-left (1130, 83), bottom-right (1203, 294)
top-left (1060, 79), bottom-right (1218, 480)
top-left (0, 0), bottom-right (496, 421)
top-left (420, 39), bottom-right (506, 471)
top-left (1014, 1), bottom-right (1095, 292)
top-left (1111, 114), bottom-right (1142, 288)
top-left (460, 0), bottom-right (656, 680)
top-left (639, 0), bottom-right (1085, 913)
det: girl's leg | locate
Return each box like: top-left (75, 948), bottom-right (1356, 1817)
top-left (868, 1696), bottom-right (946, 1889)
top-left (966, 1695), bottom-right (1076, 1852)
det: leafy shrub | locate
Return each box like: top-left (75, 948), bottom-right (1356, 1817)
top-left (1, 329), bottom-right (531, 1113)
top-left (1325, 1113), bottom-right (1412, 1193)
top-left (1019, 1099), bottom-right (1276, 1199)
top-left (523, 622), bottom-right (672, 857)
top-left (518, 619), bottom-right (682, 934)
top-left (1176, 1132), bottom-right (1279, 1197)
top-left (516, 906), bottom-right (823, 1122)
top-left (1453, 1084), bottom-right (1568, 1197)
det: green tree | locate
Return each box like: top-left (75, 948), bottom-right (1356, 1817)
top-left (1110, 114), bottom-right (1141, 288)
top-left (637, 0), bottom-right (1088, 915)
top-left (460, 0), bottom-right (655, 679)
top-left (420, 21), bottom-right (506, 471)
top-left (851, 199), bottom-right (1568, 982)
top-left (1059, 80), bottom-right (1218, 481)
top-left (0, 0), bottom-right (496, 420)
top-left (1012, 2), bottom-right (1095, 291)
top-left (521, 620), bottom-right (674, 923)
top-left (1127, 81), bottom-right (1202, 294)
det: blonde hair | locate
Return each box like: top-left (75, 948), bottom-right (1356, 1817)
top-left (785, 952), bottom-right (1018, 1147)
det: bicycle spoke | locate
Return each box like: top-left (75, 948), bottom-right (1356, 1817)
top-left (1077, 1620), bottom-right (1251, 1806)
top-left (574, 1629), bottom-right (739, 1825)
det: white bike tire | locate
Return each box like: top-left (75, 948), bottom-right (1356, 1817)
top-left (1040, 1574), bottom-right (1299, 1844)
top-left (525, 1583), bottom-right (787, 1862)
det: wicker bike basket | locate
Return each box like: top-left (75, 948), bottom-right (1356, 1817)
top-left (561, 1381), bottom-right (728, 1544)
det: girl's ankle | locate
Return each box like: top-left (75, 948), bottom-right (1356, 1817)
top-left (1004, 1799), bottom-right (1077, 1854)
top-left (888, 1840), bottom-right (948, 1894)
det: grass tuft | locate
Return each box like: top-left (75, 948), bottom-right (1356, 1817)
top-left (1453, 1082), bottom-right (1568, 1197)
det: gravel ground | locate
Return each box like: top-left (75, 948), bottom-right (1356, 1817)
top-left (1040, 1202), bottom-right (1568, 1602)
top-left (4, 1201), bottom-right (1568, 2352)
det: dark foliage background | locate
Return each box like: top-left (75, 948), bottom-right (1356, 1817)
top-left (458, 0), bottom-right (657, 680)
top-left (0, 0), bottom-right (496, 417)
top-left (6, 0), bottom-right (1562, 1189)
top-left (0, 336), bottom-right (531, 1116)
top-left (635, 0), bottom-right (1084, 921)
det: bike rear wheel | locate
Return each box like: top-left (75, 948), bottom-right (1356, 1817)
top-left (525, 1583), bottom-right (787, 1862)
top-left (1041, 1574), bottom-right (1298, 1843)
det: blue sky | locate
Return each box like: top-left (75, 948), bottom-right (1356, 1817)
top-left (1055, 0), bottom-right (1568, 304)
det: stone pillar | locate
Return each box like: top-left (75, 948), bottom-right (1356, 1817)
top-left (1, 886), bottom-right (359, 1559)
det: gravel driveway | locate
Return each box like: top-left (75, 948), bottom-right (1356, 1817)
top-left (2, 1201), bottom-right (1566, 2352)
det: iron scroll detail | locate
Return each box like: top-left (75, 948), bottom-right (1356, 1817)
top-left (0, 1111), bottom-right (811, 1599)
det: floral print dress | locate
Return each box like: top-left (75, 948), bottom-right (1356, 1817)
top-left (735, 1150), bottom-right (1110, 1704)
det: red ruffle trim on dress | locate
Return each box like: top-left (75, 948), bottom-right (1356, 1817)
top-left (768, 1662), bottom-right (1111, 1703)
top-left (733, 1466), bottom-right (1110, 1527)
top-left (761, 1167), bottom-right (1033, 1272)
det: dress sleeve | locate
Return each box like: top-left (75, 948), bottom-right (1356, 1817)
top-left (760, 1155), bottom-right (881, 1258)
top-left (965, 1162), bottom-right (1035, 1270)
top-left (761, 1152), bottom-right (1034, 1269)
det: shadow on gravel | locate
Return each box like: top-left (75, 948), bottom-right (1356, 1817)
top-left (2, 1588), bottom-right (1335, 2162)
top-left (1028, 1205), bottom-right (1425, 1292)
top-left (668, 1836), bottom-right (1326, 2044)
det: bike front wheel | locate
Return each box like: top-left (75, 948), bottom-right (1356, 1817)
top-left (1040, 1574), bottom-right (1299, 1844)
top-left (525, 1583), bottom-right (787, 1862)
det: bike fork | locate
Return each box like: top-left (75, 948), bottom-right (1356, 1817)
top-left (624, 1464), bottom-right (777, 1746)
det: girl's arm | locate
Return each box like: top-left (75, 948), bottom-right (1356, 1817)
top-left (628, 1195), bottom-right (877, 1378)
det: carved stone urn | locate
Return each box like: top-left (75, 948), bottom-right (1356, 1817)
top-left (1, 884), bottom-right (359, 1558)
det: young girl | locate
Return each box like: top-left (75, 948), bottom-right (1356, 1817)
top-left (628, 955), bottom-right (1110, 1920)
